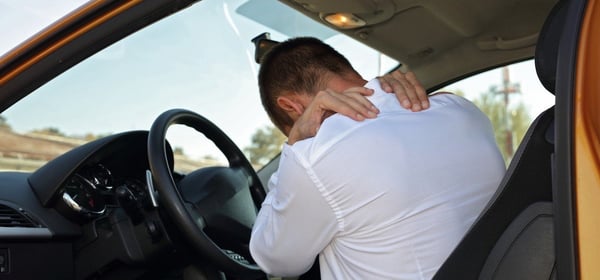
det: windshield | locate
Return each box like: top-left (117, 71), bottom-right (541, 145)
top-left (0, 0), bottom-right (398, 172)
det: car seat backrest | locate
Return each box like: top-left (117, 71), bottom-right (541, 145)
top-left (433, 106), bottom-right (555, 279)
top-left (433, 1), bottom-right (565, 279)
top-left (479, 202), bottom-right (555, 280)
top-left (535, 1), bottom-right (568, 94)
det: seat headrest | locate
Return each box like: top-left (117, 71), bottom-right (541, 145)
top-left (535, 1), bottom-right (568, 94)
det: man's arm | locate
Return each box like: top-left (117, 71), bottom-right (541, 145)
top-left (250, 146), bottom-right (339, 276)
top-left (287, 70), bottom-right (429, 144)
top-left (287, 86), bottom-right (377, 145)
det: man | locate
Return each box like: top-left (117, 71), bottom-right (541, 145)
top-left (249, 37), bottom-right (505, 279)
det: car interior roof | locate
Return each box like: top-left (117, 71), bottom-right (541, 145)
top-left (280, 0), bottom-right (558, 89)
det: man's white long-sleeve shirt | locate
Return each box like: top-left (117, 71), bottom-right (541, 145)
top-left (250, 79), bottom-right (506, 279)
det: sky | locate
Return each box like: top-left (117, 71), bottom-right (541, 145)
top-left (0, 0), bottom-right (555, 162)
top-left (0, 0), bottom-right (86, 56)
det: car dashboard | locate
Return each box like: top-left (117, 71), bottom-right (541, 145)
top-left (0, 131), bottom-right (179, 279)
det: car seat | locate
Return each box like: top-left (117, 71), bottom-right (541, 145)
top-left (432, 1), bottom-right (566, 279)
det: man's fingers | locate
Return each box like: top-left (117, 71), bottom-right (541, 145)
top-left (405, 71), bottom-right (429, 109)
top-left (378, 70), bottom-right (415, 109)
top-left (377, 76), bottom-right (394, 93)
top-left (289, 88), bottom-right (377, 144)
top-left (344, 86), bottom-right (375, 96)
top-left (378, 70), bottom-right (430, 112)
top-left (394, 79), bottom-right (421, 111)
top-left (336, 87), bottom-right (379, 118)
top-left (340, 89), bottom-right (381, 116)
top-left (338, 91), bottom-right (379, 118)
top-left (317, 90), bottom-right (378, 121)
top-left (393, 75), bottom-right (421, 111)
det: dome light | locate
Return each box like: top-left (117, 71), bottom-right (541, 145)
top-left (323, 13), bottom-right (366, 29)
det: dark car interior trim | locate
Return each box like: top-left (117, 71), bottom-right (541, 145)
top-left (554, 0), bottom-right (588, 278)
top-left (29, 131), bottom-right (151, 207)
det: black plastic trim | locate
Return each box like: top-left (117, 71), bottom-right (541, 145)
top-left (0, 177), bottom-right (81, 239)
top-left (0, 227), bottom-right (52, 239)
top-left (28, 131), bottom-right (150, 207)
top-left (553, 0), bottom-right (587, 279)
top-left (479, 202), bottom-right (554, 280)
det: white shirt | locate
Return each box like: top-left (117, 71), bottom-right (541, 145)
top-left (250, 79), bottom-right (506, 279)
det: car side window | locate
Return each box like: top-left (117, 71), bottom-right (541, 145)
top-left (443, 60), bottom-right (554, 165)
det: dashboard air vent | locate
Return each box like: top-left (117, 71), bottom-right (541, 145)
top-left (0, 204), bottom-right (37, 228)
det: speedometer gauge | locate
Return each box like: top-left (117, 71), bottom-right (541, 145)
top-left (86, 164), bottom-right (114, 190)
top-left (60, 174), bottom-right (106, 219)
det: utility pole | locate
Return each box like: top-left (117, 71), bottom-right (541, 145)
top-left (492, 66), bottom-right (521, 160)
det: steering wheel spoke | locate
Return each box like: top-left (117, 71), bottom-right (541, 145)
top-left (184, 202), bottom-right (207, 230)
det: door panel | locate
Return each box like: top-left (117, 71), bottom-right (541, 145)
top-left (574, 0), bottom-right (600, 278)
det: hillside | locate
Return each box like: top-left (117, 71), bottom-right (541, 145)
top-left (0, 128), bottom-right (81, 171)
top-left (0, 129), bottom-right (81, 160)
top-left (0, 128), bottom-right (221, 172)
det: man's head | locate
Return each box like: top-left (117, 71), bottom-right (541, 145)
top-left (258, 37), bottom-right (364, 134)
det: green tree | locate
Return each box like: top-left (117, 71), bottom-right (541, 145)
top-left (244, 126), bottom-right (287, 167)
top-left (33, 127), bottom-right (65, 136)
top-left (470, 89), bottom-right (531, 164)
top-left (173, 147), bottom-right (185, 155)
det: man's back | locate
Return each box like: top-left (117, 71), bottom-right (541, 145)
top-left (250, 80), bottom-right (505, 279)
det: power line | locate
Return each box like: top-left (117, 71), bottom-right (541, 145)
top-left (491, 66), bottom-right (521, 160)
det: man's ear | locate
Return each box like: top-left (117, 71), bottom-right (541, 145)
top-left (276, 95), bottom-right (304, 115)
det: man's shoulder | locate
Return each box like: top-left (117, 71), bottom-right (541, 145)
top-left (289, 92), bottom-right (485, 163)
top-left (427, 93), bottom-right (484, 115)
top-left (429, 92), bottom-right (465, 104)
top-left (285, 116), bottom-right (361, 164)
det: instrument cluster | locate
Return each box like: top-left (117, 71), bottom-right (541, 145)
top-left (58, 164), bottom-right (149, 222)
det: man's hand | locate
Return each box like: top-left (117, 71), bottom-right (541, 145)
top-left (288, 87), bottom-right (378, 145)
top-left (377, 70), bottom-right (429, 112)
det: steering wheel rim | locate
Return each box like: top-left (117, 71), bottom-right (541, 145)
top-left (148, 108), bottom-right (266, 276)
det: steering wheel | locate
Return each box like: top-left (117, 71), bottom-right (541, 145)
top-left (147, 109), bottom-right (266, 277)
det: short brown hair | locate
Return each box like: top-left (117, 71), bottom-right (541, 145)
top-left (258, 37), bottom-right (359, 132)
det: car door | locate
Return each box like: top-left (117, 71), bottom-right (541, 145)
top-left (567, 0), bottom-right (600, 277)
